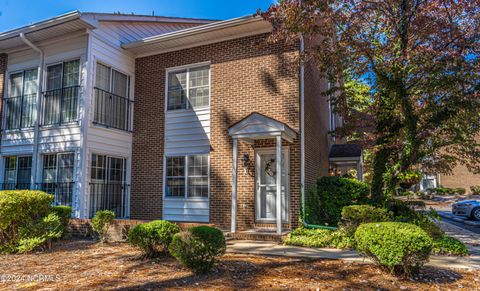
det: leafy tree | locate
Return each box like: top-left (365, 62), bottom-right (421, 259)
top-left (263, 0), bottom-right (480, 203)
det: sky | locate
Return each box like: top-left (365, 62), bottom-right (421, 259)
top-left (0, 0), bottom-right (275, 32)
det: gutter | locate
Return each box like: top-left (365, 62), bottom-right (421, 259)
top-left (299, 35), bottom-right (337, 231)
top-left (19, 33), bottom-right (44, 189)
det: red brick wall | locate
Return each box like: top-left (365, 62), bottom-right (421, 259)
top-left (303, 58), bottom-right (330, 192)
top-left (0, 54), bottom-right (6, 131)
top-left (132, 34), bottom-right (301, 230)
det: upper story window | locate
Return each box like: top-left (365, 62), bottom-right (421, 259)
top-left (167, 65), bottom-right (210, 111)
top-left (4, 69), bottom-right (38, 130)
top-left (94, 63), bottom-right (131, 131)
top-left (43, 60), bottom-right (80, 125)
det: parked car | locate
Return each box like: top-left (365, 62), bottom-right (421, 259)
top-left (452, 200), bottom-right (480, 220)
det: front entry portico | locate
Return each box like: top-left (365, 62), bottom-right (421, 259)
top-left (228, 113), bottom-right (297, 235)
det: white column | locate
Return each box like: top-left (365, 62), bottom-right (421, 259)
top-left (231, 138), bottom-right (238, 233)
top-left (276, 135), bottom-right (282, 235)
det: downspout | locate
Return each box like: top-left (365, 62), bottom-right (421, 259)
top-left (299, 35), bottom-right (337, 231)
top-left (19, 33), bottom-right (44, 189)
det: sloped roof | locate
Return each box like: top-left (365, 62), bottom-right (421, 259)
top-left (228, 113), bottom-right (297, 142)
top-left (329, 144), bottom-right (362, 158)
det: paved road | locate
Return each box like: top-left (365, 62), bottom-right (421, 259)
top-left (441, 216), bottom-right (480, 234)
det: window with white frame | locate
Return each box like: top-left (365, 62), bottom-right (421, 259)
top-left (165, 155), bottom-right (209, 198)
top-left (4, 69), bottom-right (38, 130)
top-left (41, 152), bottom-right (75, 206)
top-left (167, 65), bottom-right (210, 111)
top-left (94, 63), bottom-right (131, 131)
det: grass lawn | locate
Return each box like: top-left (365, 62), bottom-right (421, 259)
top-left (0, 239), bottom-right (479, 290)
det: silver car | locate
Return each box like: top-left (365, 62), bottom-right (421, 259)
top-left (452, 200), bottom-right (480, 220)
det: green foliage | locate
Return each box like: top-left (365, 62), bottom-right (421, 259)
top-left (91, 210), bottom-right (115, 243)
top-left (284, 227), bottom-right (355, 249)
top-left (387, 199), bottom-right (443, 239)
top-left (355, 222), bottom-right (433, 276)
top-left (470, 186), bottom-right (480, 195)
top-left (128, 220), bottom-right (180, 257)
top-left (340, 205), bottom-right (392, 236)
top-left (432, 236), bottom-right (468, 256)
top-left (16, 213), bottom-right (63, 253)
top-left (305, 176), bottom-right (370, 226)
top-left (0, 190), bottom-right (58, 254)
top-left (432, 187), bottom-right (466, 195)
top-left (50, 206), bottom-right (72, 234)
top-left (169, 226), bottom-right (226, 274)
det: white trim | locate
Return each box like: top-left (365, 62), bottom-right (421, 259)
top-left (254, 147), bottom-right (290, 224)
top-left (164, 62), bottom-right (211, 113)
top-left (300, 35), bottom-right (305, 215)
top-left (231, 138), bottom-right (238, 233)
top-left (123, 15), bottom-right (266, 49)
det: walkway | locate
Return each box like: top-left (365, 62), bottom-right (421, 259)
top-left (227, 240), bottom-right (480, 270)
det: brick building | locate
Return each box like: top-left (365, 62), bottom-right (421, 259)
top-left (0, 12), bottom-right (360, 237)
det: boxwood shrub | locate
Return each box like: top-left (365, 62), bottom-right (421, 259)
top-left (0, 190), bottom-right (68, 254)
top-left (355, 222), bottom-right (433, 276)
top-left (91, 210), bottom-right (115, 243)
top-left (284, 227), bottom-right (355, 249)
top-left (340, 205), bottom-right (392, 236)
top-left (432, 235), bottom-right (468, 256)
top-left (169, 226), bottom-right (226, 274)
top-left (128, 220), bottom-right (180, 257)
top-left (305, 176), bottom-right (370, 226)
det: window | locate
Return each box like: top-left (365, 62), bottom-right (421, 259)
top-left (167, 65), bottom-right (210, 111)
top-left (41, 153), bottom-right (75, 206)
top-left (43, 60), bottom-right (80, 125)
top-left (89, 154), bottom-right (127, 217)
top-left (94, 63), bottom-right (130, 130)
top-left (4, 69), bottom-right (38, 130)
top-left (2, 156), bottom-right (32, 190)
top-left (165, 155), bottom-right (209, 198)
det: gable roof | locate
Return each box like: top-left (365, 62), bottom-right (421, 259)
top-left (122, 15), bottom-right (272, 57)
top-left (228, 112), bottom-right (297, 143)
top-left (0, 11), bottom-right (215, 53)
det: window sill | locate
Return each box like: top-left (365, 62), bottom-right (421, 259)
top-left (163, 197), bottom-right (209, 201)
top-left (40, 122), bottom-right (80, 130)
top-left (166, 106), bottom-right (210, 114)
top-left (2, 127), bottom-right (35, 133)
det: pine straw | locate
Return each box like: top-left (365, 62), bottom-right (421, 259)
top-left (0, 239), bottom-right (478, 290)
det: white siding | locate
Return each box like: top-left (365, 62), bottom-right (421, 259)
top-left (163, 199), bottom-right (210, 222)
top-left (163, 107), bottom-right (211, 222)
top-left (165, 108), bottom-right (211, 155)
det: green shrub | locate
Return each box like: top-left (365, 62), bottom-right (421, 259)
top-left (453, 188), bottom-right (466, 195)
top-left (91, 210), bottom-right (115, 243)
top-left (50, 206), bottom-right (72, 233)
top-left (355, 222), bottom-right (433, 276)
top-left (470, 186), bottom-right (480, 195)
top-left (284, 227), bottom-right (355, 249)
top-left (340, 205), bottom-right (392, 236)
top-left (128, 220), bottom-right (180, 257)
top-left (432, 187), bottom-right (465, 195)
top-left (305, 176), bottom-right (370, 226)
top-left (169, 226), bottom-right (226, 274)
top-left (432, 236), bottom-right (468, 256)
top-left (17, 213), bottom-right (63, 253)
top-left (0, 190), bottom-right (54, 253)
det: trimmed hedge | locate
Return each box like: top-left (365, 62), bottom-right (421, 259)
top-left (91, 210), bottom-right (115, 243)
top-left (169, 226), bottom-right (226, 274)
top-left (305, 176), bottom-right (370, 226)
top-left (470, 186), bottom-right (480, 195)
top-left (340, 205), bottom-right (392, 236)
top-left (50, 205), bottom-right (72, 233)
top-left (128, 220), bottom-right (180, 257)
top-left (0, 190), bottom-right (67, 254)
top-left (355, 222), bottom-right (433, 275)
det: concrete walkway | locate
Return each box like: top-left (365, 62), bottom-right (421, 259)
top-left (227, 240), bottom-right (480, 270)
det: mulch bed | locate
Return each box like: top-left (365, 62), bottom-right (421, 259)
top-left (0, 239), bottom-right (479, 290)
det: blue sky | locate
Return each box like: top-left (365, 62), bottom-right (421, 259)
top-left (0, 0), bottom-right (274, 32)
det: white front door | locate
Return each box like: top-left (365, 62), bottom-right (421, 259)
top-left (256, 149), bottom-right (289, 223)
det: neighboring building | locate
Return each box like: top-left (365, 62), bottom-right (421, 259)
top-left (0, 11), bottom-right (361, 235)
top-left (420, 167), bottom-right (480, 193)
